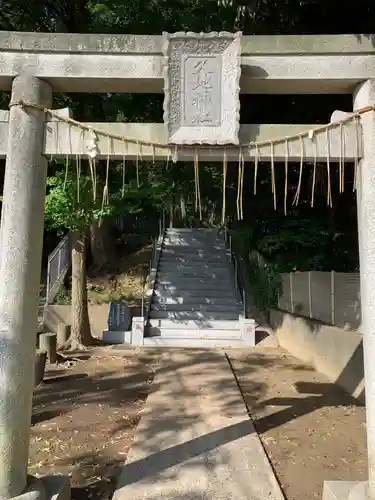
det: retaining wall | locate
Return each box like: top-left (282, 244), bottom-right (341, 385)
top-left (269, 308), bottom-right (365, 403)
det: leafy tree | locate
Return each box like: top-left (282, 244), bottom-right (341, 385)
top-left (44, 162), bottom-right (149, 348)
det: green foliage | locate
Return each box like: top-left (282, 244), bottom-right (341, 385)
top-left (44, 162), bottom-right (151, 232)
top-left (247, 258), bottom-right (282, 311)
top-left (1, 0), bottom-right (363, 277)
top-left (256, 219), bottom-right (334, 272)
top-left (54, 287), bottom-right (71, 305)
top-left (231, 229), bottom-right (281, 310)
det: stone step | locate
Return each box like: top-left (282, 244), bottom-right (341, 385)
top-left (150, 303), bottom-right (241, 312)
top-left (163, 239), bottom-right (225, 244)
top-left (154, 283), bottom-right (235, 293)
top-left (162, 245), bottom-right (227, 252)
top-left (151, 296), bottom-right (241, 306)
top-left (158, 265), bottom-right (230, 272)
top-left (158, 264), bottom-right (231, 271)
top-left (160, 255), bottom-right (229, 263)
top-left (160, 255), bottom-right (229, 262)
top-left (146, 327), bottom-right (241, 338)
top-left (147, 318), bottom-right (241, 329)
top-left (157, 273), bottom-right (232, 280)
top-left (166, 228), bottom-right (218, 232)
top-left (148, 310), bottom-right (239, 320)
top-left (155, 283), bottom-right (234, 290)
top-left (153, 286), bottom-right (238, 298)
top-left (163, 237), bottom-right (225, 243)
top-left (143, 337), bottom-right (249, 347)
top-left (156, 272), bottom-right (232, 280)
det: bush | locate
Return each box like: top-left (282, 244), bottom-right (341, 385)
top-left (247, 257), bottom-right (282, 312)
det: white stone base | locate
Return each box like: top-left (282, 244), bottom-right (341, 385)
top-left (240, 318), bottom-right (256, 346)
top-left (103, 317), bottom-right (145, 346)
top-left (323, 481), bottom-right (368, 500)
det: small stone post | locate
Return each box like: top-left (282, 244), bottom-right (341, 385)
top-left (131, 317), bottom-right (144, 346)
top-left (0, 74), bottom-right (52, 499)
top-left (39, 333), bottom-right (57, 364)
top-left (354, 79), bottom-right (375, 499)
top-left (57, 323), bottom-right (71, 347)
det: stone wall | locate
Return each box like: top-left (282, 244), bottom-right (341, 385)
top-left (43, 304), bottom-right (108, 338)
top-left (269, 308), bottom-right (364, 403)
top-left (44, 304), bottom-right (142, 339)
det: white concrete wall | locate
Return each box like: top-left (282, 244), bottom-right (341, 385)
top-left (269, 308), bottom-right (364, 403)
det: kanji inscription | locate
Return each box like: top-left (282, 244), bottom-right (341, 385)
top-left (163, 31), bottom-right (242, 145)
top-left (183, 56), bottom-right (221, 127)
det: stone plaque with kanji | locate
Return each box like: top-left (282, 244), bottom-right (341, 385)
top-left (163, 31), bottom-right (242, 145)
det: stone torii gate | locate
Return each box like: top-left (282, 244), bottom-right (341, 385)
top-left (0, 30), bottom-right (373, 500)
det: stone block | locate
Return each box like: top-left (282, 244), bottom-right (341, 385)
top-left (107, 300), bottom-right (131, 332)
top-left (39, 333), bottom-right (57, 364)
top-left (12, 475), bottom-right (70, 500)
top-left (163, 31), bottom-right (242, 145)
top-left (241, 318), bottom-right (256, 346)
top-left (131, 317), bottom-right (144, 346)
top-left (103, 330), bottom-right (132, 345)
top-left (322, 480), bottom-right (368, 500)
top-left (57, 324), bottom-right (70, 347)
top-left (34, 350), bottom-right (47, 387)
top-left (40, 475), bottom-right (70, 500)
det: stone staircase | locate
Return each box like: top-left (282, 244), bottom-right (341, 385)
top-left (144, 228), bottom-right (255, 347)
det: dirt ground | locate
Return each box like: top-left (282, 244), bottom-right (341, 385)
top-left (228, 347), bottom-right (367, 500)
top-left (86, 237), bottom-right (153, 306)
top-left (29, 349), bottom-right (158, 500)
top-left (54, 234), bottom-right (153, 307)
top-left (29, 346), bottom-right (367, 500)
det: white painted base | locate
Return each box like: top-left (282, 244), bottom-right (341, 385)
top-left (322, 481), bottom-right (368, 500)
top-left (241, 318), bottom-right (256, 346)
top-left (143, 336), bottom-right (255, 348)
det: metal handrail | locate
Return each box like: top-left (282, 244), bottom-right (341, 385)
top-left (225, 228), bottom-right (247, 319)
top-left (141, 207), bottom-right (165, 319)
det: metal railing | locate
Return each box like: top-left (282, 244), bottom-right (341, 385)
top-left (46, 233), bottom-right (72, 304)
top-left (223, 227), bottom-right (247, 318)
top-left (141, 208), bottom-right (166, 319)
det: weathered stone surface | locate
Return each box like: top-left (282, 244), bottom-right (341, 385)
top-left (34, 350), bottom-right (47, 387)
top-left (56, 324), bottom-right (70, 347)
top-left (10, 475), bottom-right (71, 500)
top-left (113, 351), bottom-right (283, 500)
top-left (0, 34), bottom-right (374, 94)
top-left (322, 481), bottom-right (368, 500)
top-left (39, 333), bottom-right (57, 364)
top-left (354, 79), bottom-right (375, 495)
top-left (163, 31), bottom-right (242, 145)
top-left (11, 476), bottom-right (47, 500)
top-left (0, 32), bottom-right (372, 55)
top-left (0, 74), bottom-right (52, 499)
top-left (107, 301), bottom-right (131, 332)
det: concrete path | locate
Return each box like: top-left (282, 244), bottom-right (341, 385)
top-left (113, 350), bottom-right (284, 500)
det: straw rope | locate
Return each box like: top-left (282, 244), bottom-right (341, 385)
top-left (8, 99), bottom-right (370, 219)
top-left (7, 99), bottom-right (372, 154)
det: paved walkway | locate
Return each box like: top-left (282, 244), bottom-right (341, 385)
top-left (113, 350), bottom-right (284, 500)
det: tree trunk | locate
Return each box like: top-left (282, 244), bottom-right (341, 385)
top-left (89, 219), bottom-right (116, 270)
top-left (70, 228), bottom-right (92, 349)
top-left (169, 203), bottom-right (174, 228)
top-left (180, 195), bottom-right (186, 220)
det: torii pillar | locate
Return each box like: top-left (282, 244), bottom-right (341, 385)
top-left (0, 74), bottom-right (69, 500)
top-left (323, 79), bottom-right (375, 500)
